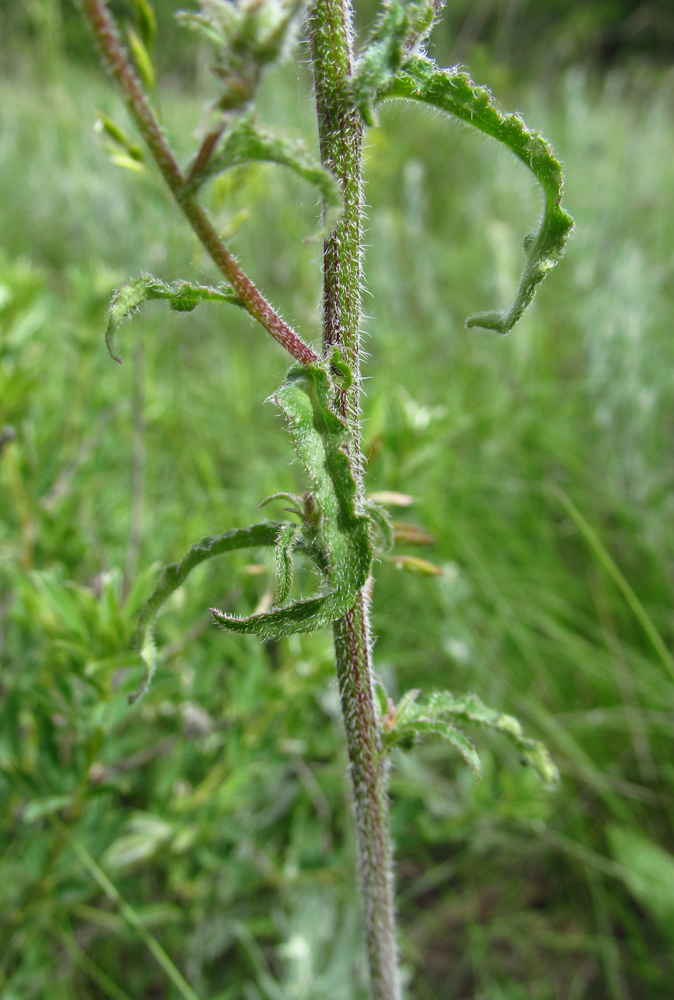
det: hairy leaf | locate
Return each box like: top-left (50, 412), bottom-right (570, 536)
top-left (352, 0), bottom-right (437, 125)
top-left (132, 522), bottom-right (284, 704)
top-left (211, 362), bottom-right (373, 638)
top-left (274, 521), bottom-right (302, 603)
top-left (364, 500), bottom-right (395, 551)
top-left (186, 116), bottom-right (342, 239)
top-left (379, 56), bottom-right (574, 334)
top-left (106, 275), bottom-right (243, 362)
top-left (383, 687), bottom-right (559, 787)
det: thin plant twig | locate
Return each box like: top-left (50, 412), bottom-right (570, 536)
top-left (81, 0), bottom-right (318, 366)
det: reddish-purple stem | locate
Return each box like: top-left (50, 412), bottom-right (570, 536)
top-left (81, 0), bottom-right (318, 366)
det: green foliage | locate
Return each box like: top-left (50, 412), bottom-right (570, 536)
top-left (178, 0), bottom-right (306, 110)
top-left (609, 826), bottom-right (674, 936)
top-left (212, 362), bottom-right (373, 638)
top-left (3, 21), bottom-right (674, 1000)
top-left (374, 54), bottom-right (574, 333)
top-left (380, 688), bottom-right (559, 788)
top-left (132, 522), bottom-right (283, 703)
top-left (185, 114), bottom-right (342, 238)
top-left (351, 0), bottom-right (436, 125)
top-left (105, 275), bottom-right (243, 363)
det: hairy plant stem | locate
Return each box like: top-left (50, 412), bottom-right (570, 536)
top-left (309, 2), bottom-right (400, 996)
top-left (81, 0), bottom-right (317, 366)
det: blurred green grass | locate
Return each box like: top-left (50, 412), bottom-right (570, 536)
top-left (1, 47), bottom-right (674, 1000)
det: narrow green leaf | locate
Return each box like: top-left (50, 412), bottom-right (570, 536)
top-left (379, 56), bottom-right (574, 334)
top-left (71, 839), bottom-right (201, 1000)
top-left (108, 152), bottom-right (146, 174)
top-left (95, 112), bottom-right (144, 161)
top-left (274, 521), bottom-right (301, 604)
top-left (552, 484), bottom-right (674, 683)
top-left (259, 491), bottom-right (304, 512)
top-left (425, 691), bottom-right (559, 787)
top-left (129, 0), bottom-right (157, 49)
top-left (105, 275), bottom-right (243, 363)
top-left (212, 362), bottom-right (373, 638)
top-left (186, 116), bottom-right (342, 239)
top-left (132, 522), bottom-right (284, 703)
top-left (386, 553), bottom-right (442, 575)
top-left (128, 27), bottom-right (156, 92)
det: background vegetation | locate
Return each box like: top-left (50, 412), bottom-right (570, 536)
top-left (2, 2), bottom-right (674, 998)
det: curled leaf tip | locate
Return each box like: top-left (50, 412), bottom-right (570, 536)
top-left (105, 274), bottom-right (242, 362)
top-left (377, 56), bottom-right (574, 334)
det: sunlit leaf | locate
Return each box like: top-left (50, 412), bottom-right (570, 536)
top-left (129, 0), bottom-right (157, 49)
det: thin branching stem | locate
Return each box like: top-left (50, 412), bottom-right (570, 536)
top-left (80, 0), bottom-right (318, 366)
top-left (309, 0), bottom-right (400, 994)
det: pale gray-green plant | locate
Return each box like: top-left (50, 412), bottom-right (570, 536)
top-left (81, 0), bottom-right (572, 995)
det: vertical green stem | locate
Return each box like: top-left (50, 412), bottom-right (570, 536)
top-left (309, 2), bottom-right (400, 996)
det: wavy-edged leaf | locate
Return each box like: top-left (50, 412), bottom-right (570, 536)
top-left (379, 56), bottom-right (574, 334)
top-left (383, 687), bottom-right (559, 787)
top-left (274, 521), bottom-right (302, 603)
top-left (132, 522), bottom-right (284, 704)
top-left (186, 116), bottom-right (342, 239)
top-left (352, 0), bottom-right (437, 125)
top-left (106, 275), bottom-right (243, 363)
top-left (425, 691), bottom-right (558, 786)
top-left (211, 362), bottom-right (373, 638)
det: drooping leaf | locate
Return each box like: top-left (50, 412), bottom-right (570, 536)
top-left (424, 691), bottom-right (559, 787)
top-left (382, 687), bottom-right (559, 787)
top-left (105, 275), bottom-right (243, 363)
top-left (211, 362), bottom-right (373, 638)
top-left (186, 116), bottom-right (342, 239)
top-left (132, 522), bottom-right (284, 703)
top-left (378, 56), bottom-right (574, 334)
